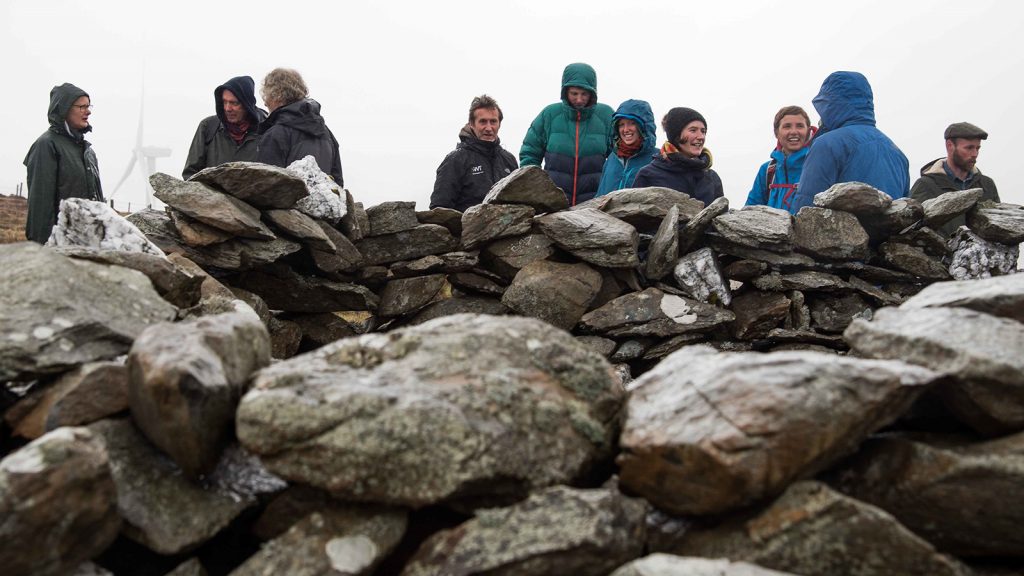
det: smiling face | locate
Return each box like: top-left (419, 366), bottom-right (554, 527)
top-left (776, 114), bottom-right (810, 153)
top-left (618, 118), bottom-right (640, 147)
top-left (66, 96), bottom-right (91, 131)
top-left (676, 120), bottom-right (706, 158)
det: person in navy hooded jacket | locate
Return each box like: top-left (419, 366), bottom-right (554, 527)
top-left (792, 71), bottom-right (909, 211)
top-left (745, 105), bottom-right (815, 214)
top-left (595, 99), bottom-right (657, 196)
top-left (632, 107), bottom-right (723, 206)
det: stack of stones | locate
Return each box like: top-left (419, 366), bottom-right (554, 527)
top-left (1, 159), bottom-right (1023, 576)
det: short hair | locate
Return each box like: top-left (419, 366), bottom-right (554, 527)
top-left (261, 68), bottom-right (309, 107)
top-left (773, 106), bottom-right (811, 134)
top-left (469, 94), bottom-right (503, 123)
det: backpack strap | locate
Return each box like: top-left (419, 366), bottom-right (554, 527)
top-left (764, 158), bottom-right (777, 198)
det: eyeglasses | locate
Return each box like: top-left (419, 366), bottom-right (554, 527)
top-left (72, 104), bottom-right (94, 111)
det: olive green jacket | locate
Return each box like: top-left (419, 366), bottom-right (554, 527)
top-left (910, 158), bottom-right (999, 237)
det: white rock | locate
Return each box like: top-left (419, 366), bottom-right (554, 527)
top-left (47, 198), bottom-right (165, 256)
top-left (287, 155), bottom-right (347, 224)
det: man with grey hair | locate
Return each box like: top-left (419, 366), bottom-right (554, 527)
top-left (257, 67), bottom-right (343, 185)
top-left (430, 94), bottom-right (518, 211)
top-left (910, 121), bottom-right (999, 237)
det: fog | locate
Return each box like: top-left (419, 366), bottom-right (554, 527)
top-left (3, 0), bottom-right (1022, 214)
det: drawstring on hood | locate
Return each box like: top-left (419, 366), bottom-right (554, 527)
top-left (48, 83), bottom-right (91, 139)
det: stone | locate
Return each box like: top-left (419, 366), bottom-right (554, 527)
top-left (48, 198), bottom-right (164, 255)
top-left (706, 238), bottom-right (817, 268)
top-left (285, 312), bottom-right (361, 350)
top-left (288, 155), bottom-right (347, 223)
top-left (922, 188), bottom-right (985, 229)
top-left (402, 486), bottom-right (647, 576)
top-left (6, 361), bottom-right (128, 440)
top-left (711, 206), bottom-right (793, 252)
top-left (389, 251), bottom-right (477, 278)
top-left (128, 303), bottom-right (271, 478)
top-left (968, 202), bottom-right (1024, 244)
top-left (611, 339), bottom-right (650, 362)
top-left (0, 243), bottom-right (177, 382)
top-left (809, 293), bottom-right (872, 333)
top-left (416, 206), bottom-right (463, 236)
top-left (672, 247), bottom-right (731, 306)
top-left (150, 172), bottom-right (274, 239)
top-left (947, 226), bottom-right (1020, 280)
top-left (766, 328), bottom-right (847, 350)
top-left (644, 205), bottom-right (679, 281)
top-left (846, 274), bottom-right (904, 306)
top-left (641, 334), bottom-right (707, 362)
top-left (610, 555), bottom-right (797, 576)
top-left (679, 196), bottom-right (729, 254)
top-left (407, 296), bottom-right (508, 325)
top-left (845, 306), bottom-right (1024, 436)
top-left (501, 260), bottom-right (603, 330)
top-left (667, 481), bottom-right (971, 576)
top-left (579, 288), bottom-right (735, 338)
top-left (165, 559), bottom-right (207, 576)
top-left (190, 161), bottom-right (309, 208)
top-left (812, 181), bottom-right (893, 214)
top-left (169, 209), bottom-right (234, 246)
top-left (792, 206), bottom-right (870, 260)
top-left (575, 335), bottom-right (617, 357)
top-left (460, 203), bottom-right (534, 249)
top-left (860, 197), bottom-right (925, 240)
top-left (366, 201), bottom-right (420, 237)
top-left (483, 165), bottom-right (568, 213)
top-left (70, 562), bottom-right (116, 576)
top-left (231, 265), bottom-right (379, 313)
top-left (893, 226), bottom-right (952, 258)
top-left (579, 187), bottom-right (704, 233)
top-left (479, 232), bottom-right (556, 280)
top-left (0, 427), bottom-right (120, 576)
top-left (723, 259), bottom-right (768, 281)
top-left (785, 289), bottom-right (811, 330)
top-left (264, 208), bottom-right (335, 251)
top-left (237, 314), bottom-right (622, 508)
top-left (311, 219), bottom-right (365, 274)
top-left (901, 272), bottom-right (1024, 323)
top-left (618, 346), bottom-right (936, 515)
top-left (269, 316), bottom-right (303, 360)
top-left (54, 245), bottom-right (203, 309)
top-left (91, 418), bottom-right (282, 554)
top-left (355, 224), bottom-right (459, 265)
top-left (448, 271), bottom-right (505, 296)
top-left (378, 274), bottom-right (449, 318)
top-left (341, 195), bottom-right (369, 241)
top-left (730, 290), bottom-right (791, 340)
top-left (751, 270), bottom-right (849, 292)
top-left (831, 431), bottom-right (1024, 557)
top-left (536, 208), bottom-right (640, 268)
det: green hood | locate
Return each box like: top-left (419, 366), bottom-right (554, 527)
top-left (560, 62), bottom-right (598, 105)
top-left (47, 82), bottom-right (90, 133)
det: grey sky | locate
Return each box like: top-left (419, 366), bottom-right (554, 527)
top-left (3, 0), bottom-right (1022, 214)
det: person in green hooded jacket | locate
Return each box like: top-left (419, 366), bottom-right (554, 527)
top-left (520, 63), bottom-right (614, 206)
top-left (24, 83), bottom-right (103, 243)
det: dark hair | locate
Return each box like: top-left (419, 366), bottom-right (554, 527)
top-left (469, 94), bottom-right (503, 123)
top-left (773, 106), bottom-right (810, 134)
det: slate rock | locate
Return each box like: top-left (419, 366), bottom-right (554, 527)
top-left (578, 187), bottom-right (704, 233)
top-left (355, 224), bottom-right (459, 266)
top-left (892, 226), bottom-right (953, 258)
top-left (847, 274), bottom-right (904, 306)
top-left (165, 559), bottom-right (207, 576)
top-left (288, 155), bottom-right (347, 223)
top-left (0, 243), bottom-right (177, 382)
top-left (618, 346), bottom-right (936, 515)
top-left (231, 265), bottom-right (379, 313)
top-left (6, 361), bottom-right (128, 440)
top-left (237, 314), bottom-right (622, 508)
top-left (311, 219), bottom-right (365, 274)
top-left (901, 272), bottom-right (1024, 323)
top-left (644, 204), bottom-right (679, 281)
top-left (947, 226), bottom-right (1019, 280)
top-left (809, 293), bottom-right (871, 333)
top-left (813, 181), bottom-right (893, 214)
top-left (575, 335), bottom-right (618, 358)
top-left (610, 555), bottom-right (797, 576)
top-left (706, 237), bottom-right (816, 267)
top-left (54, 245), bottom-right (203, 309)
top-left (378, 274), bottom-right (449, 318)
top-left (169, 209), bottom-right (234, 246)
top-left (730, 290), bottom-right (791, 340)
top-left (366, 200), bottom-right (420, 237)
top-left (793, 206), bottom-right (870, 260)
top-left (968, 202), bottom-right (1024, 244)
top-left (460, 203), bottom-right (534, 249)
top-left (341, 195), bottom-right (369, 241)
top-left (922, 188), bottom-right (984, 229)
top-left (285, 312), bottom-right (362, 351)
top-left (501, 260), bottom-right (603, 330)
top-left (579, 287), bottom-right (735, 338)
top-left (389, 251), bottom-right (478, 278)
top-left (0, 427), bottom-right (120, 576)
top-left (416, 206), bottom-right (463, 236)
top-left (483, 165), bottom-right (568, 213)
top-left (751, 270), bottom-right (849, 292)
top-left (407, 296), bottom-right (508, 325)
top-left (151, 172), bottom-right (274, 239)
top-left (479, 232), bottom-right (556, 281)
top-left (723, 259), bottom-right (768, 281)
top-left (190, 161), bottom-right (308, 209)
top-left (269, 316), bottom-right (303, 360)
top-left (128, 303), bottom-right (271, 478)
top-left (448, 271), bottom-right (506, 297)
top-left (48, 198), bottom-right (164, 255)
top-left (679, 196), bottom-right (729, 254)
top-left (264, 208), bottom-right (335, 251)
top-left (859, 197), bottom-right (925, 241)
top-left (846, 305), bottom-right (1024, 436)
top-left (402, 486), bottom-right (647, 576)
top-left (672, 247), bottom-right (731, 306)
top-left (712, 206), bottom-right (793, 252)
top-left (536, 208), bottom-right (640, 268)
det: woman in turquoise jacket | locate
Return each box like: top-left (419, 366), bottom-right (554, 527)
top-left (596, 99), bottom-right (657, 197)
top-left (744, 105), bottom-right (815, 214)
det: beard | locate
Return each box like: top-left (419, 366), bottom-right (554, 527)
top-left (950, 149), bottom-right (976, 172)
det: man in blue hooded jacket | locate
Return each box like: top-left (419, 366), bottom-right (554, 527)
top-left (793, 71), bottom-right (909, 211)
top-left (596, 99), bottom-right (657, 197)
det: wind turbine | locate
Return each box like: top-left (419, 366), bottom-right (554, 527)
top-left (110, 85), bottom-right (171, 209)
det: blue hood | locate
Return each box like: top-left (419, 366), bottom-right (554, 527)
top-left (612, 99), bottom-right (657, 151)
top-left (812, 71), bottom-right (876, 135)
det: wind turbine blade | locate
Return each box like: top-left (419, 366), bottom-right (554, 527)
top-left (111, 152), bottom-right (138, 196)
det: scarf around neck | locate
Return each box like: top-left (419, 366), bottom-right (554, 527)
top-left (226, 120), bottom-right (251, 144)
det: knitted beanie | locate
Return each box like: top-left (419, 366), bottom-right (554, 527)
top-left (662, 107), bottom-right (707, 144)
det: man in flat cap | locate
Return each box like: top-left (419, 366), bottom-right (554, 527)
top-left (911, 121), bottom-right (999, 237)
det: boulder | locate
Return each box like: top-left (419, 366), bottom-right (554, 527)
top-left (378, 274), bottom-right (449, 318)
top-left (366, 201), bottom-right (420, 237)
top-left (190, 161), bottom-right (308, 209)
top-left (922, 188), bottom-right (984, 229)
top-left (237, 314), bottom-right (622, 508)
top-left (879, 241), bottom-right (952, 280)
top-left (288, 155), bottom-right (347, 223)
top-left (900, 272), bottom-right (1024, 323)
top-left (579, 288), bottom-right (734, 338)
top-left (169, 209), bottom-right (234, 246)
top-left (501, 260), bottom-right (603, 330)
top-left (479, 232), bottom-right (556, 281)
top-left (792, 206), bottom-right (870, 260)
top-left (968, 202), bottom-right (1024, 244)
top-left (578, 187), bottom-right (704, 233)
top-left (947, 226), bottom-right (1020, 280)
top-left (355, 224), bottom-right (459, 265)
top-left (48, 198), bottom-right (164, 255)
top-left (150, 172), bottom-right (274, 239)
top-left (460, 203), bottom-right (534, 249)
top-left (0, 427), bottom-right (120, 576)
top-left (672, 247), bottom-right (731, 306)
top-left (483, 165), bottom-right (568, 213)
top-left (812, 181), bottom-right (893, 214)
top-left (402, 486), bottom-right (647, 576)
top-left (618, 346), bottom-right (936, 515)
top-left (537, 208), bottom-right (640, 268)
top-left (54, 245), bottom-right (203, 309)
top-left (6, 361), bottom-right (128, 439)
top-left (711, 206), bottom-right (793, 252)
top-left (263, 208), bottom-right (335, 251)
top-left (730, 291), bottom-right (791, 340)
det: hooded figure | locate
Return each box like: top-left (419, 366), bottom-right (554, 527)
top-left (519, 63), bottom-right (614, 205)
top-left (24, 82), bottom-right (103, 243)
top-left (596, 99), bottom-right (658, 197)
top-left (182, 75), bottom-right (267, 179)
top-left (632, 107), bottom-right (723, 206)
top-left (793, 71), bottom-right (909, 211)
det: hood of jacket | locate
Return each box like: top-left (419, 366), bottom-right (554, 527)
top-left (560, 62), bottom-right (599, 107)
top-left (812, 71), bottom-right (876, 136)
top-left (48, 82), bottom-right (91, 136)
top-left (262, 98), bottom-right (328, 137)
top-left (920, 157), bottom-right (981, 178)
top-left (612, 99), bottom-right (657, 153)
top-left (215, 75), bottom-right (267, 126)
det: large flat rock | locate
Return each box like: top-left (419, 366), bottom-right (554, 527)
top-left (189, 161), bottom-right (308, 209)
top-left (536, 208), bottom-right (640, 268)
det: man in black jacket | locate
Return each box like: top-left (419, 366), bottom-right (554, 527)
top-left (430, 95), bottom-right (518, 212)
top-left (182, 75), bottom-right (266, 179)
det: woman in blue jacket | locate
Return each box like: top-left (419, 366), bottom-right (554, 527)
top-left (595, 99), bottom-right (657, 196)
top-left (745, 106), bottom-right (815, 214)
